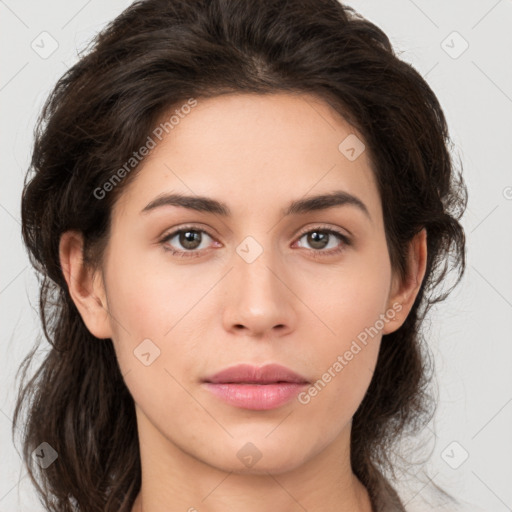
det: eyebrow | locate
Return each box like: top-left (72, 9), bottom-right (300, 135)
top-left (141, 190), bottom-right (371, 220)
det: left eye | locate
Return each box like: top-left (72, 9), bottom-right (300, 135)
top-left (295, 229), bottom-right (348, 252)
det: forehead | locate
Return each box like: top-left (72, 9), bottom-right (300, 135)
top-left (112, 92), bottom-right (381, 223)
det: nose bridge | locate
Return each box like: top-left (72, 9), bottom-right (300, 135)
top-left (222, 232), bottom-right (297, 335)
top-left (235, 233), bottom-right (283, 303)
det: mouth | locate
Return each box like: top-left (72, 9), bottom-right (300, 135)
top-left (201, 363), bottom-right (310, 410)
top-left (203, 363), bottom-right (310, 384)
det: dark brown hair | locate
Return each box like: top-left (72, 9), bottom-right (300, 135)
top-left (13, 0), bottom-right (467, 510)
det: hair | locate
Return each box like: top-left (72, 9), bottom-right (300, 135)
top-left (13, 0), bottom-right (467, 510)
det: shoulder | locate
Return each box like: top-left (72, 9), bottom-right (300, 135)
top-left (370, 471), bottom-right (485, 512)
top-left (405, 501), bottom-right (486, 512)
top-left (401, 490), bottom-right (486, 512)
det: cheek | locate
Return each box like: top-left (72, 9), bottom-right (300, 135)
top-left (101, 246), bottom-right (172, 373)
top-left (297, 290), bottom-right (384, 433)
top-left (303, 249), bottom-right (392, 344)
top-left (103, 257), bottom-right (200, 421)
top-left (295, 250), bottom-right (391, 411)
top-left (102, 245), bottom-right (211, 387)
top-left (105, 237), bottom-right (183, 331)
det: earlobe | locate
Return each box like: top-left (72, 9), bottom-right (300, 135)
top-left (58, 230), bottom-right (113, 340)
top-left (382, 228), bottom-right (428, 335)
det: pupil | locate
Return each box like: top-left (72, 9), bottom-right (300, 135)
top-left (181, 230), bottom-right (201, 249)
top-left (309, 231), bottom-right (328, 249)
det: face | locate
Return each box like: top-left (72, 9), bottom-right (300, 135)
top-left (77, 92), bottom-right (410, 475)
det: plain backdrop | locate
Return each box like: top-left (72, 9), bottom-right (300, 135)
top-left (1, 1), bottom-right (511, 510)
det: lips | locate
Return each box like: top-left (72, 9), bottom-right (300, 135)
top-left (201, 364), bottom-right (310, 410)
top-left (203, 363), bottom-right (310, 385)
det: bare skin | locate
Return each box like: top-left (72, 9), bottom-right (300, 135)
top-left (59, 92), bottom-right (427, 512)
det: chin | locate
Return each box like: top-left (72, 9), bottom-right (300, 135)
top-left (199, 439), bottom-right (312, 476)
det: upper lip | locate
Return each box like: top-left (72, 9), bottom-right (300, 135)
top-left (203, 363), bottom-right (310, 384)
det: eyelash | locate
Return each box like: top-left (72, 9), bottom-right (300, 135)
top-left (158, 224), bottom-right (351, 259)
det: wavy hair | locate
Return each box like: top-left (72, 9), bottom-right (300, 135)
top-left (13, 0), bottom-right (467, 510)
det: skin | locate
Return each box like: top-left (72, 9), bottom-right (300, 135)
top-left (59, 92), bottom-right (427, 512)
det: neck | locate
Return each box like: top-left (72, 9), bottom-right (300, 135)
top-left (130, 411), bottom-right (373, 512)
top-left (132, 474), bottom-right (372, 512)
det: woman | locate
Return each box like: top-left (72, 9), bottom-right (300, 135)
top-left (13, 0), bottom-right (470, 510)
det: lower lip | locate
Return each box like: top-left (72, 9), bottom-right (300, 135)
top-left (202, 382), bottom-right (308, 410)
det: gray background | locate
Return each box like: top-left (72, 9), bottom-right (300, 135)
top-left (1, 0), bottom-right (511, 510)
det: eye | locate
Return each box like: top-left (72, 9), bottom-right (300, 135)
top-left (294, 226), bottom-right (351, 257)
top-left (159, 226), bottom-right (217, 258)
top-left (159, 224), bottom-right (351, 259)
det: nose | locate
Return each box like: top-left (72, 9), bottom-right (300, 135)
top-left (221, 241), bottom-right (298, 338)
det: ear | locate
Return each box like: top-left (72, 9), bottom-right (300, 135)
top-left (382, 228), bottom-right (427, 335)
top-left (58, 230), bottom-right (113, 339)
